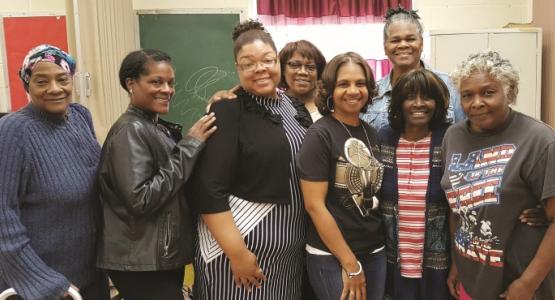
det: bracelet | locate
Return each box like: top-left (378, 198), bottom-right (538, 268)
top-left (345, 261), bottom-right (363, 278)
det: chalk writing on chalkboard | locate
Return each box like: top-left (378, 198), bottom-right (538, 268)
top-left (170, 66), bottom-right (236, 121)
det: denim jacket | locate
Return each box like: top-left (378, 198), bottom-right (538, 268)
top-left (361, 62), bottom-right (465, 131)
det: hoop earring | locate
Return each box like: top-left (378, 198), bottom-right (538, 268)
top-left (326, 95), bottom-right (334, 112)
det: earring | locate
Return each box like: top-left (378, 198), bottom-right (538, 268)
top-left (326, 95), bottom-right (334, 112)
top-left (129, 88), bottom-right (133, 95)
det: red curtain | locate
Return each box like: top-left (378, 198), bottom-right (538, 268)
top-left (258, 0), bottom-right (411, 19)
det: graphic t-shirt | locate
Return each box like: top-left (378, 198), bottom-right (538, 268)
top-left (297, 115), bottom-right (385, 256)
top-left (441, 110), bottom-right (555, 299)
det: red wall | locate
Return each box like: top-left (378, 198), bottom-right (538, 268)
top-left (3, 16), bottom-right (68, 111)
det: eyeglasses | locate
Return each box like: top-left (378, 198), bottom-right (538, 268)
top-left (286, 61), bottom-right (317, 73)
top-left (237, 58), bottom-right (278, 72)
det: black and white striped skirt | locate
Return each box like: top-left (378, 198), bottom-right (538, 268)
top-left (194, 196), bottom-right (306, 300)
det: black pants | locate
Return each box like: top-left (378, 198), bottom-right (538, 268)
top-left (79, 271), bottom-right (110, 300)
top-left (107, 268), bottom-right (184, 300)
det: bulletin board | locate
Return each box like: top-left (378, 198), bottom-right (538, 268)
top-left (3, 16), bottom-right (68, 111)
top-left (137, 11), bottom-right (241, 131)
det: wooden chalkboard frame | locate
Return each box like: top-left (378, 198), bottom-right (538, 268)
top-left (135, 9), bottom-right (247, 132)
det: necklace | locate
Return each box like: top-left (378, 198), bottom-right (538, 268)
top-left (334, 117), bottom-right (384, 216)
top-left (334, 117), bottom-right (374, 158)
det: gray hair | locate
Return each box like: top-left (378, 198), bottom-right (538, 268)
top-left (383, 7), bottom-right (424, 41)
top-left (450, 50), bottom-right (519, 104)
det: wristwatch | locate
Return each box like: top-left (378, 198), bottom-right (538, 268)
top-left (345, 261), bottom-right (363, 278)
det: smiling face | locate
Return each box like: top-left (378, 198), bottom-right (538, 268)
top-left (236, 40), bottom-right (280, 97)
top-left (384, 22), bottom-right (423, 71)
top-left (284, 52), bottom-right (318, 98)
top-left (459, 71), bottom-right (510, 133)
top-left (127, 60), bottom-right (175, 114)
top-left (402, 93), bottom-right (436, 132)
top-left (332, 62), bottom-right (369, 119)
top-left (28, 61), bottom-right (73, 116)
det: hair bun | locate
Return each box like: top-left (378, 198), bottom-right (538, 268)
top-left (385, 6), bottom-right (420, 21)
top-left (232, 19), bottom-right (267, 41)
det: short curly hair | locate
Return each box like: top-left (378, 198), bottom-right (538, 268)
top-left (388, 69), bottom-right (450, 132)
top-left (450, 50), bottom-right (519, 104)
top-left (232, 19), bottom-right (277, 61)
top-left (316, 52), bottom-right (377, 116)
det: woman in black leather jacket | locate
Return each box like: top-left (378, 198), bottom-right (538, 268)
top-left (96, 49), bottom-right (216, 299)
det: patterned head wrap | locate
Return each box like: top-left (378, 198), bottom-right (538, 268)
top-left (19, 44), bottom-right (76, 91)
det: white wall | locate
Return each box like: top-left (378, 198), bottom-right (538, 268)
top-left (0, 0), bottom-right (535, 112)
top-left (0, 0), bottom-right (65, 14)
top-left (414, 0), bottom-right (532, 30)
top-left (133, 0), bottom-right (253, 16)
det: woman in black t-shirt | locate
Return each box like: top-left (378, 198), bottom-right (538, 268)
top-left (297, 52), bottom-right (385, 300)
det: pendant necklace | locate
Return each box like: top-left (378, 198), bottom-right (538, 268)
top-left (334, 117), bottom-right (374, 157)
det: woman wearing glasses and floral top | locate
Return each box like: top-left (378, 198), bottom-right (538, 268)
top-left (279, 40), bottom-right (326, 123)
top-left (190, 20), bottom-right (311, 299)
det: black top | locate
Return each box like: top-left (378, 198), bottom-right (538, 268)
top-left (190, 89), bottom-right (310, 213)
top-left (297, 115), bottom-right (385, 257)
top-left (97, 105), bottom-right (204, 271)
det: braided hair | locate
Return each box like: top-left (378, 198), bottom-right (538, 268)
top-left (383, 7), bottom-right (423, 40)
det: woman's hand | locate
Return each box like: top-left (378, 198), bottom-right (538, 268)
top-left (499, 277), bottom-right (535, 300)
top-left (229, 250), bottom-right (266, 291)
top-left (447, 261), bottom-right (459, 299)
top-left (62, 284), bottom-right (80, 299)
top-left (206, 85), bottom-right (240, 112)
top-left (340, 262), bottom-right (366, 300)
top-left (187, 112), bottom-right (217, 142)
top-left (519, 206), bottom-right (548, 227)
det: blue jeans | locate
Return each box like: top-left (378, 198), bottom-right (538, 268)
top-left (306, 250), bottom-right (386, 300)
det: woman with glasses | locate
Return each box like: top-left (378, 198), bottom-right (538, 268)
top-left (279, 40), bottom-right (326, 123)
top-left (190, 20), bottom-right (311, 299)
top-left (210, 40), bottom-right (326, 126)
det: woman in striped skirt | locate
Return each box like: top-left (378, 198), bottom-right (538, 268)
top-left (189, 20), bottom-right (311, 299)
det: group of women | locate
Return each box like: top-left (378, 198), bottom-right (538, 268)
top-left (0, 6), bottom-right (554, 300)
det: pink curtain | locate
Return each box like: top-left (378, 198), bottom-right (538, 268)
top-left (258, 0), bottom-right (411, 18)
top-left (367, 59), bottom-right (392, 80)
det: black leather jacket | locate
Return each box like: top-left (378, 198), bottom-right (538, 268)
top-left (96, 105), bottom-right (204, 271)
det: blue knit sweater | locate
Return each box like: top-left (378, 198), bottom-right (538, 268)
top-left (0, 103), bottom-right (101, 299)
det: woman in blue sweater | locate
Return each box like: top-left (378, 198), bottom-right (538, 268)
top-left (0, 45), bottom-right (109, 299)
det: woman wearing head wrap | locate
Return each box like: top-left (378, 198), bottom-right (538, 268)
top-left (0, 44), bottom-right (109, 299)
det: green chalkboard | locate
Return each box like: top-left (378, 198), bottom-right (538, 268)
top-left (138, 13), bottom-right (240, 131)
